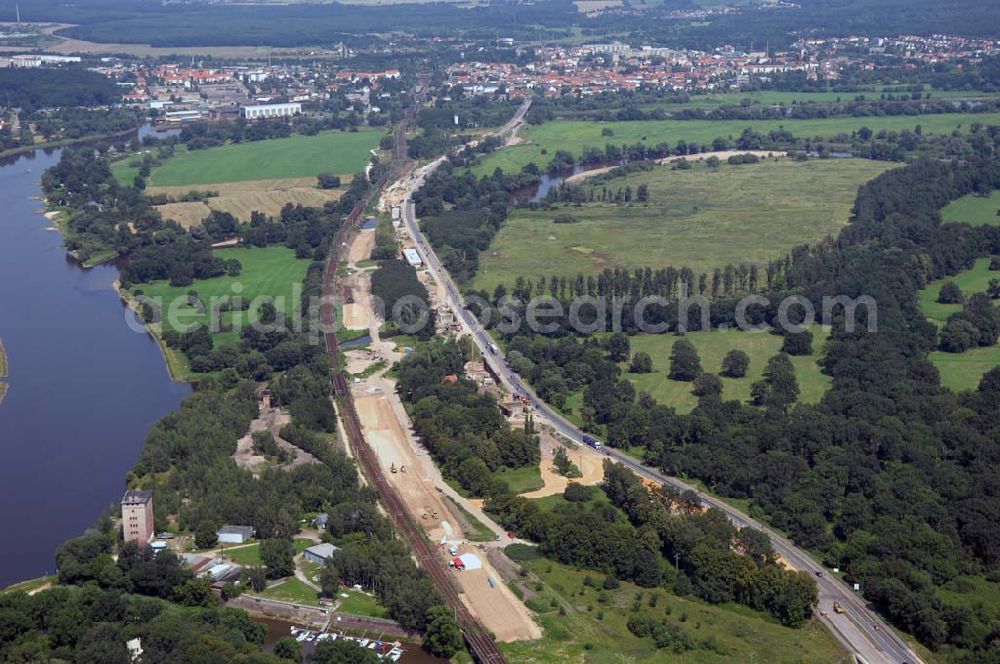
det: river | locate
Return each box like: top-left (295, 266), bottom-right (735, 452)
top-left (0, 142), bottom-right (190, 588)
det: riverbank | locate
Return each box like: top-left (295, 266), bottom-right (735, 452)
top-left (114, 279), bottom-right (194, 384)
top-left (0, 125), bottom-right (142, 162)
top-left (0, 336), bottom-right (8, 405)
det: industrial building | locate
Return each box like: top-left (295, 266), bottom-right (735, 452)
top-left (240, 102), bottom-right (302, 119)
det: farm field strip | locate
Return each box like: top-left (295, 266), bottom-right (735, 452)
top-left (472, 111), bottom-right (1000, 175)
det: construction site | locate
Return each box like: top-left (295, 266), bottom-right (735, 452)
top-left (335, 224), bottom-right (542, 644)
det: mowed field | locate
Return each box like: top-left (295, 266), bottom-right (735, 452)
top-left (473, 158), bottom-right (891, 294)
top-left (620, 327), bottom-right (832, 415)
top-left (112, 129), bottom-right (381, 186)
top-left (138, 247), bottom-right (310, 379)
top-left (941, 190), bottom-right (1000, 227)
top-left (149, 177), bottom-right (348, 226)
top-left (473, 112), bottom-right (1000, 175)
top-left (917, 257), bottom-right (1000, 392)
top-left (501, 544), bottom-right (848, 664)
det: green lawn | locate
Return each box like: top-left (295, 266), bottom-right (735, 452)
top-left (473, 158), bottom-right (889, 294)
top-left (941, 190), bottom-right (1000, 227)
top-left (224, 538), bottom-right (314, 565)
top-left (614, 327), bottom-right (832, 415)
top-left (137, 247), bottom-right (310, 371)
top-left (917, 258), bottom-right (1000, 392)
top-left (260, 577), bottom-right (320, 606)
top-left (113, 130), bottom-right (382, 186)
top-left (474, 112), bottom-right (1000, 176)
top-left (497, 465), bottom-right (545, 494)
top-left (500, 545), bottom-right (848, 664)
top-left (336, 589), bottom-right (389, 618)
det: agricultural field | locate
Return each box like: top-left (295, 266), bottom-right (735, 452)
top-left (500, 544), bottom-right (848, 664)
top-left (136, 246), bottom-right (310, 380)
top-left (941, 190), bottom-right (1000, 227)
top-left (619, 327), bottom-right (832, 414)
top-left (917, 257), bottom-right (1000, 392)
top-left (472, 111), bottom-right (1000, 175)
top-left (149, 177), bottom-right (348, 226)
top-left (112, 130), bottom-right (381, 186)
top-left (473, 158), bottom-right (891, 294)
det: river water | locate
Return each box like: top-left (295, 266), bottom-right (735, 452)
top-left (0, 145), bottom-right (190, 587)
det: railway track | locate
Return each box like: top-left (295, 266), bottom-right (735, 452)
top-left (318, 104), bottom-right (508, 664)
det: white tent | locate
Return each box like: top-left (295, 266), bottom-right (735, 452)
top-left (458, 553), bottom-right (482, 571)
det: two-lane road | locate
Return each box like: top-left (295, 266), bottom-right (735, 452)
top-left (397, 96), bottom-right (921, 664)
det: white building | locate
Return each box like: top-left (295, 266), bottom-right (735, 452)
top-left (403, 248), bottom-right (422, 267)
top-left (216, 525), bottom-right (254, 544)
top-left (240, 102), bottom-right (302, 119)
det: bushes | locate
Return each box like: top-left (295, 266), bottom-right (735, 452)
top-left (720, 349), bottom-right (749, 377)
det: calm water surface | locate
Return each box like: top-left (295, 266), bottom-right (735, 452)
top-left (0, 145), bottom-right (189, 587)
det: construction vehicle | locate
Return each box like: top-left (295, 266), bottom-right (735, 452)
top-left (833, 602), bottom-right (845, 614)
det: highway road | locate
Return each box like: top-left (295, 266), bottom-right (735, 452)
top-left (395, 96), bottom-right (924, 664)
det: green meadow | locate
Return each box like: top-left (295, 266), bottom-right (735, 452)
top-left (136, 246), bottom-right (310, 380)
top-left (620, 327), bottom-right (832, 415)
top-left (917, 257), bottom-right (1000, 392)
top-left (917, 258), bottom-right (996, 324)
top-left (500, 544), bottom-right (847, 664)
top-left (941, 190), bottom-right (1000, 227)
top-left (113, 129), bottom-right (381, 186)
top-left (473, 111), bottom-right (1000, 175)
top-left (637, 89), bottom-right (1000, 113)
top-left (473, 158), bottom-right (890, 294)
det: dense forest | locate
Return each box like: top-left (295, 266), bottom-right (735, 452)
top-left (8, 0), bottom-right (999, 49)
top-left (370, 259), bottom-right (436, 341)
top-left (0, 67), bottom-right (121, 110)
top-left (396, 341), bottom-right (540, 493)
